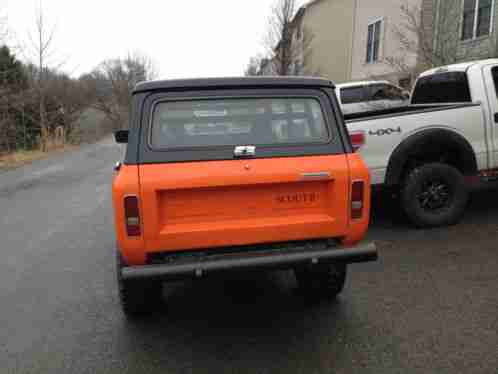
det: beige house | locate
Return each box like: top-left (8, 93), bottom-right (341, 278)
top-left (350, 0), bottom-right (427, 87)
top-left (291, 0), bottom-right (433, 87)
top-left (300, 0), bottom-right (357, 82)
top-left (269, 0), bottom-right (433, 86)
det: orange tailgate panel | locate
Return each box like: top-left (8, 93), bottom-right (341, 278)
top-left (139, 155), bottom-right (351, 253)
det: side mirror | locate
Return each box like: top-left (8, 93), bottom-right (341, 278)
top-left (114, 130), bottom-right (129, 144)
top-left (402, 92), bottom-right (410, 100)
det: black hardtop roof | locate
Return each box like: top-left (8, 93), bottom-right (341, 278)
top-left (133, 76), bottom-right (335, 94)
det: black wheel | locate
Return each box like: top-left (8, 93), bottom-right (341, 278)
top-left (401, 163), bottom-right (469, 228)
top-left (116, 251), bottom-right (163, 317)
top-left (294, 263), bottom-right (347, 299)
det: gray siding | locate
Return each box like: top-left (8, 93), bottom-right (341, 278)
top-left (434, 0), bottom-right (498, 63)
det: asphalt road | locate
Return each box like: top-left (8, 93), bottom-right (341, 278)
top-left (1, 138), bottom-right (497, 374)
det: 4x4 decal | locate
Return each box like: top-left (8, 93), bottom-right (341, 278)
top-left (369, 127), bottom-right (402, 136)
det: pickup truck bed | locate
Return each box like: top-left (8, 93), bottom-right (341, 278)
top-left (346, 102), bottom-right (485, 186)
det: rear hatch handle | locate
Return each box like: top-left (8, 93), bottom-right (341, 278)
top-left (234, 145), bottom-right (256, 158)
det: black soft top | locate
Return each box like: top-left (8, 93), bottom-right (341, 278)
top-left (133, 77), bottom-right (335, 94)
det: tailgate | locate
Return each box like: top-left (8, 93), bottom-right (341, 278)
top-left (139, 155), bottom-right (350, 253)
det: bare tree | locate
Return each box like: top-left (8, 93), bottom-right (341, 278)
top-left (0, 6), bottom-right (94, 153)
top-left (24, 3), bottom-right (59, 151)
top-left (244, 55), bottom-right (275, 76)
top-left (264, 0), bottom-right (314, 76)
top-left (385, 1), bottom-right (467, 86)
top-left (244, 56), bottom-right (264, 76)
top-left (46, 72), bottom-right (89, 139)
top-left (87, 52), bottom-right (158, 130)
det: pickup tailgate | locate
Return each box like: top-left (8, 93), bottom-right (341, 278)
top-left (139, 155), bottom-right (350, 253)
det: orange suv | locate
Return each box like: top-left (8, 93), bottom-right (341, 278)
top-left (113, 77), bottom-right (377, 316)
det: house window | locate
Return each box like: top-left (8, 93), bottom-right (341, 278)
top-left (462, 0), bottom-right (494, 40)
top-left (366, 20), bottom-right (382, 63)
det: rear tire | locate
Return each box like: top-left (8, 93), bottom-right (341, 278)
top-left (116, 251), bottom-right (163, 317)
top-left (294, 263), bottom-right (347, 299)
top-left (401, 163), bottom-right (468, 228)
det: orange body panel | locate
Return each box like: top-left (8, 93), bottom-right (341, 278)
top-left (113, 154), bottom-right (371, 266)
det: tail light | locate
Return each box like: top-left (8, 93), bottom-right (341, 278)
top-left (351, 181), bottom-right (365, 219)
top-left (124, 196), bottom-right (141, 236)
top-left (350, 131), bottom-right (365, 152)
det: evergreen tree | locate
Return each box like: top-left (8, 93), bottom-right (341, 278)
top-left (0, 45), bottom-right (28, 89)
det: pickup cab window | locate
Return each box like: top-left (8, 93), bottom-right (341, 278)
top-left (150, 97), bottom-right (329, 149)
top-left (411, 72), bottom-right (472, 104)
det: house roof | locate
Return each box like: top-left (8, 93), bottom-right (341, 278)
top-left (133, 77), bottom-right (335, 93)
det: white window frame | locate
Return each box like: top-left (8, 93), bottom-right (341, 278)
top-left (366, 18), bottom-right (383, 64)
top-left (461, 0), bottom-right (495, 40)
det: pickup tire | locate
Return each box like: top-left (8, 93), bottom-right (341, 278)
top-left (401, 163), bottom-right (469, 228)
top-left (294, 263), bottom-right (347, 298)
top-left (116, 251), bottom-right (163, 317)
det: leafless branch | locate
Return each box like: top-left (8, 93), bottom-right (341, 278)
top-left (86, 51), bottom-right (158, 130)
top-left (260, 0), bottom-right (314, 76)
top-left (384, 1), bottom-right (470, 87)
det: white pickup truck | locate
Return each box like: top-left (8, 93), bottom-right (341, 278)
top-left (346, 59), bottom-right (498, 227)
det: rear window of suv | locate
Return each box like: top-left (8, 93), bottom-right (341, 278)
top-left (150, 97), bottom-right (329, 149)
top-left (411, 72), bottom-right (471, 104)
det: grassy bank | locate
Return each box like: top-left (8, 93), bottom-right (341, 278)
top-left (0, 146), bottom-right (75, 172)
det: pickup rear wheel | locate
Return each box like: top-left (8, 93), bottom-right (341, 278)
top-left (401, 163), bottom-right (469, 228)
top-left (116, 251), bottom-right (163, 317)
top-left (294, 263), bottom-right (347, 299)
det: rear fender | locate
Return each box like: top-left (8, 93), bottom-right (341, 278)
top-left (385, 129), bottom-right (478, 186)
top-left (112, 164), bottom-right (147, 265)
top-left (343, 153), bottom-right (371, 246)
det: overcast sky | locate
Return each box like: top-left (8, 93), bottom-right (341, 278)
top-left (3, 0), bottom-right (305, 79)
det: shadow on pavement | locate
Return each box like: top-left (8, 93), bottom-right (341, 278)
top-left (116, 272), bottom-right (356, 371)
